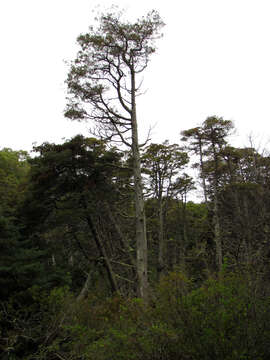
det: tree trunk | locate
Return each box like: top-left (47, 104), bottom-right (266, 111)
top-left (213, 192), bottom-right (222, 272)
top-left (212, 142), bottom-right (222, 272)
top-left (181, 195), bottom-right (188, 270)
top-left (199, 138), bottom-right (208, 206)
top-left (104, 201), bottom-right (137, 278)
top-left (85, 213), bottom-right (119, 294)
top-left (158, 196), bottom-right (165, 280)
top-left (77, 270), bottom-right (92, 301)
top-left (242, 194), bottom-right (252, 264)
top-left (131, 66), bottom-right (148, 301)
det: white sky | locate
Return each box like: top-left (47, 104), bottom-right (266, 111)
top-left (1, 0), bottom-right (270, 152)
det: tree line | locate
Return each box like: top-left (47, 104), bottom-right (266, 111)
top-left (1, 8), bottom-right (270, 359)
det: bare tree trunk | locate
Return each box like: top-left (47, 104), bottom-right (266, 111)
top-left (104, 201), bottom-right (137, 276)
top-left (77, 270), bottom-right (92, 301)
top-left (131, 67), bottom-right (148, 301)
top-left (180, 194), bottom-right (188, 270)
top-left (199, 139), bottom-right (209, 207)
top-left (158, 196), bottom-right (165, 280)
top-left (212, 142), bottom-right (222, 272)
top-left (85, 213), bottom-right (119, 294)
top-left (242, 194), bottom-right (252, 264)
top-left (52, 254), bottom-right (56, 266)
top-left (213, 192), bottom-right (222, 272)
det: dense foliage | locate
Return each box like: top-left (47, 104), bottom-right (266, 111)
top-left (1, 8), bottom-right (270, 360)
top-left (1, 124), bottom-right (270, 359)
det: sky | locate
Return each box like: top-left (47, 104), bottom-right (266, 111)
top-left (1, 0), bottom-right (270, 153)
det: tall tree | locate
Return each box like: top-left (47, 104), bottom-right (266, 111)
top-left (182, 117), bottom-right (234, 271)
top-left (202, 117), bottom-right (234, 271)
top-left (181, 127), bottom-right (209, 206)
top-left (142, 141), bottom-right (189, 278)
top-left (65, 9), bottom-right (164, 300)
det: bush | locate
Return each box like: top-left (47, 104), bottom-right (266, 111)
top-left (24, 272), bottom-right (270, 359)
top-left (153, 271), bottom-right (270, 359)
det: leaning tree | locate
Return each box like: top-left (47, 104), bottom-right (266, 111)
top-left (65, 9), bottom-right (164, 300)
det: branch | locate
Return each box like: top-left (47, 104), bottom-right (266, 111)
top-left (99, 92), bottom-right (130, 121)
top-left (115, 273), bottom-right (135, 283)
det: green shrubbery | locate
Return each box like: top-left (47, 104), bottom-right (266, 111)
top-left (27, 270), bottom-right (270, 360)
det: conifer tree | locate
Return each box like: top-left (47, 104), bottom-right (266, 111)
top-left (65, 9), bottom-right (164, 300)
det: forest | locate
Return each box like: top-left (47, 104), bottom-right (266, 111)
top-left (1, 9), bottom-right (270, 360)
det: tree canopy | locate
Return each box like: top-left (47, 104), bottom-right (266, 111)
top-left (2, 7), bottom-right (270, 360)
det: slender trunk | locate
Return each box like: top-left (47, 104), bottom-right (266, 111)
top-left (232, 188), bottom-right (243, 264)
top-left (212, 142), bottom-right (222, 272)
top-left (213, 191), bottom-right (222, 271)
top-left (181, 194), bottom-right (188, 269)
top-left (225, 155), bottom-right (242, 263)
top-left (157, 196), bottom-right (165, 279)
top-left (242, 194), bottom-right (252, 264)
top-left (85, 213), bottom-right (119, 294)
top-left (77, 270), bottom-right (92, 301)
top-left (199, 138), bottom-right (208, 207)
top-left (104, 201), bottom-right (137, 277)
top-left (51, 254), bottom-right (56, 266)
top-left (131, 66), bottom-right (148, 301)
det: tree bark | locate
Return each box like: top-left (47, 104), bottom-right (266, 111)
top-left (104, 201), bottom-right (137, 277)
top-left (157, 196), bottom-right (165, 280)
top-left (85, 213), bottom-right (119, 294)
top-left (199, 137), bottom-right (209, 207)
top-left (242, 194), bottom-right (252, 264)
top-left (77, 270), bottom-right (92, 301)
top-left (213, 192), bottom-right (222, 271)
top-left (212, 142), bottom-right (222, 272)
top-left (131, 66), bottom-right (148, 301)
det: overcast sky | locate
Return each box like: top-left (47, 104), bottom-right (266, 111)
top-left (1, 0), bottom-right (270, 152)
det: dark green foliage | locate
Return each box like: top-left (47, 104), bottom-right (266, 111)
top-left (23, 135), bottom-right (136, 296)
top-left (0, 148), bottom-right (43, 301)
top-left (2, 133), bottom-right (270, 359)
top-left (3, 5), bottom-right (270, 358)
top-left (154, 271), bottom-right (270, 359)
top-left (0, 148), bottom-right (71, 359)
top-left (23, 271), bottom-right (270, 360)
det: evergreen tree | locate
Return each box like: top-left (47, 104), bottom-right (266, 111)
top-left (65, 9), bottom-right (164, 300)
